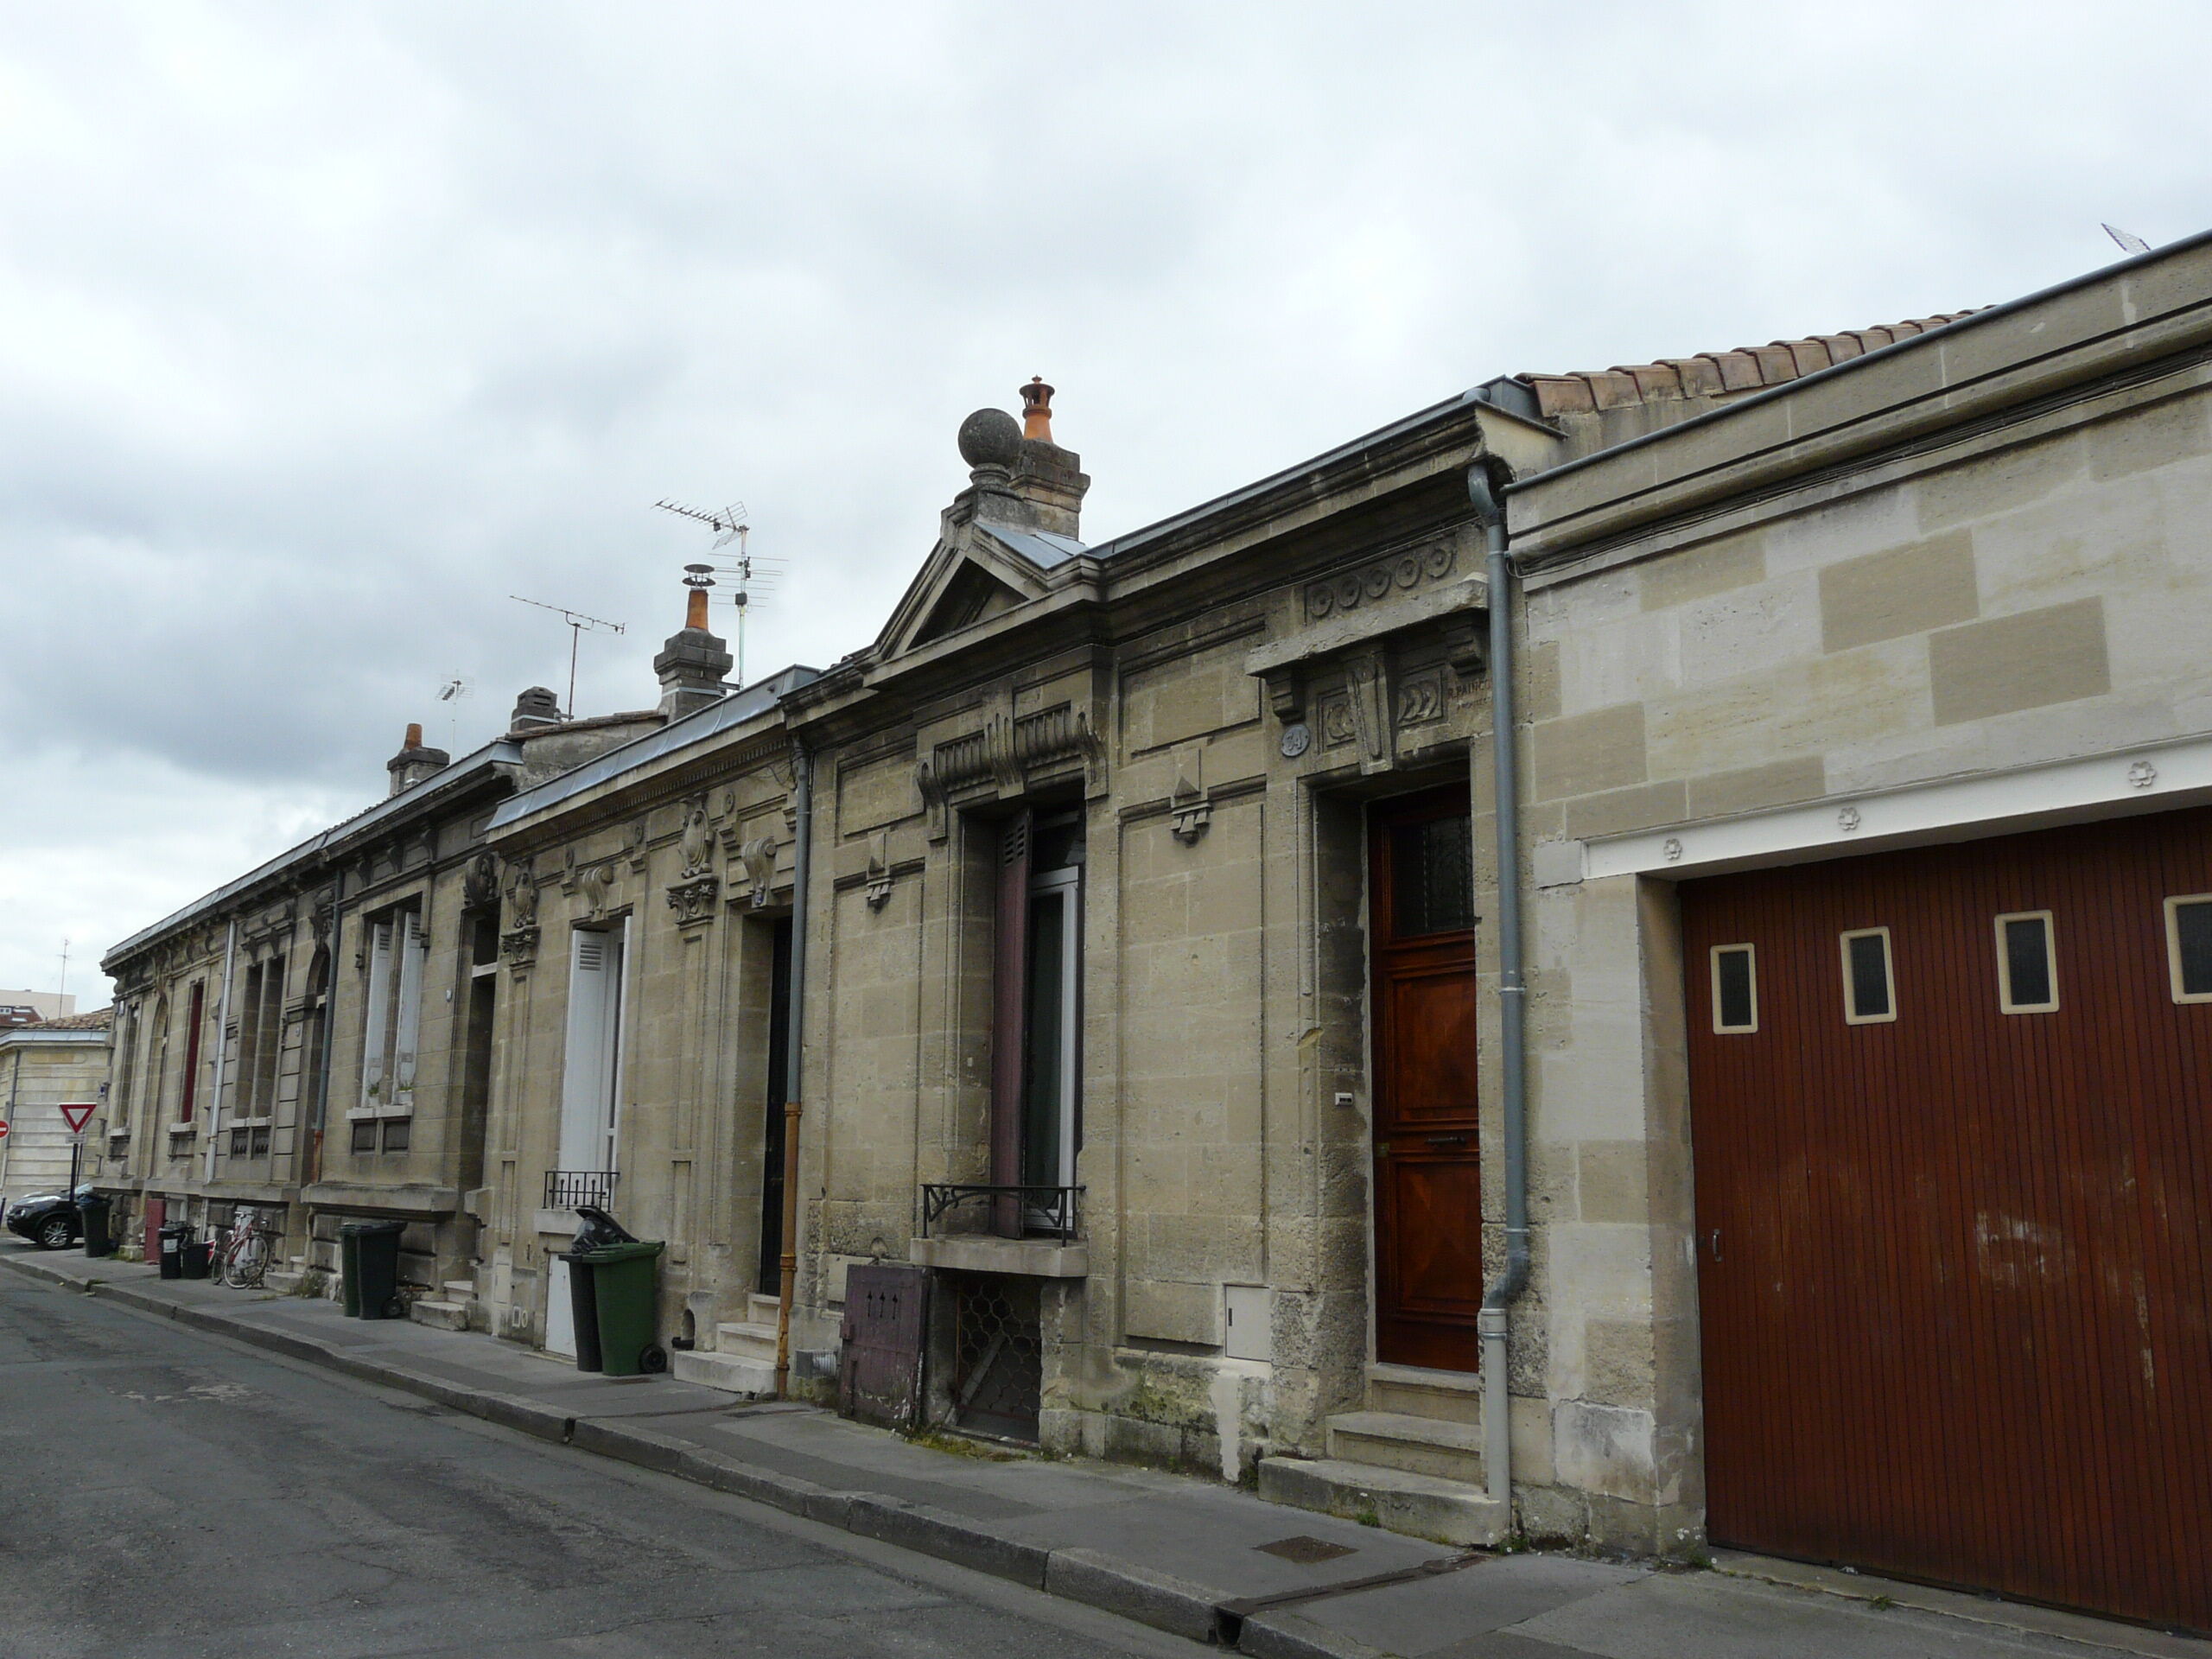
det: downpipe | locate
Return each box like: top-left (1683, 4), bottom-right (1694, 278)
top-left (1470, 467), bottom-right (1529, 1516)
top-left (774, 734), bottom-right (812, 1399)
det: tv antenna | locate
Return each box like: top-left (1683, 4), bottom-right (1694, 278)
top-left (435, 675), bottom-right (472, 751)
top-left (2104, 224), bottom-right (2152, 255)
top-left (508, 596), bottom-right (626, 716)
top-left (656, 499), bottom-right (783, 687)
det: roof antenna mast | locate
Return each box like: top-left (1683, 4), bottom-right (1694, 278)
top-left (508, 596), bottom-right (626, 717)
top-left (654, 499), bottom-right (782, 689)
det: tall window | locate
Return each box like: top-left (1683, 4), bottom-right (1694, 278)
top-left (110, 1001), bottom-right (139, 1135)
top-left (361, 909), bottom-right (425, 1116)
top-left (559, 925), bottom-right (626, 1179)
top-left (235, 954), bottom-right (287, 1118)
top-left (990, 809), bottom-right (1084, 1233)
top-left (179, 981), bottom-right (207, 1122)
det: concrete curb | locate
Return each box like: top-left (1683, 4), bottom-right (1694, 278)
top-left (3, 1251), bottom-right (1386, 1658)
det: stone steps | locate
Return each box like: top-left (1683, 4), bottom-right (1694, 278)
top-left (409, 1299), bottom-right (470, 1332)
top-left (671, 1348), bottom-right (775, 1397)
top-left (1366, 1361), bottom-right (1484, 1427)
top-left (1325, 1409), bottom-right (1485, 1483)
top-left (715, 1319), bottom-right (780, 1364)
top-left (1256, 1456), bottom-right (1507, 1548)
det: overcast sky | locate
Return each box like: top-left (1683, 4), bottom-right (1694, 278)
top-left (3, 1), bottom-right (2206, 1007)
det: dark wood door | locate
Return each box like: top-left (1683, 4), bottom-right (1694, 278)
top-left (1371, 786), bottom-right (1482, 1370)
top-left (1683, 808), bottom-right (2212, 1631)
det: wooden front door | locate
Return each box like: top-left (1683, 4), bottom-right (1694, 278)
top-left (1370, 786), bottom-right (1483, 1370)
top-left (1683, 807), bottom-right (2212, 1631)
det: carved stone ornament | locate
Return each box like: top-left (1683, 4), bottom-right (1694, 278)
top-left (577, 860), bottom-right (618, 918)
top-left (1344, 648), bottom-right (1392, 771)
top-left (2128, 760), bottom-right (2158, 790)
top-left (463, 850), bottom-right (502, 911)
top-left (739, 836), bottom-right (779, 908)
top-left (865, 832), bottom-right (894, 909)
top-left (501, 926), bottom-right (540, 969)
top-left (678, 795), bottom-right (716, 879)
top-left (504, 858), bottom-right (539, 930)
top-left (1168, 747), bottom-right (1211, 846)
top-left (916, 701), bottom-right (1105, 840)
top-left (626, 817), bottom-right (650, 874)
top-left (666, 874), bottom-right (720, 928)
top-left (1837, 806), bottom-right (1862, 833)
top-left (1305, 541), bottom-right (1455, 621)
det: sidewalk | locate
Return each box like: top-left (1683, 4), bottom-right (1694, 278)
top-left (5, 1242), bottom-right (2202, 1659)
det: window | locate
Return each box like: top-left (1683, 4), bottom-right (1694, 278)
top-left (235, 954), bottom-right (287, 1118)
top-left (988, 809), bottom-right (1084, 1233)
top-left (559, 925), bottom-right (626, 1177)
top-left (360, 909), bottom-right (425, 1115)
top-left (1710, 944), bottom-right (1758, 1033)
top-left (1840, 928), bottom-right (1896, 1025)
top-left (1995, 912), bottom-right (2058, 1014)
top-left (1389, 811), bottom-right (1476, 937)
top-left (179, 980), bottom-right (207, 1122)
top-left (380, 1118), bottom-right (409, 1153)
top-left (351, 1119), bottom-right (378, 1154)
top-left (2165, 894), bottom-right (2212, 1004)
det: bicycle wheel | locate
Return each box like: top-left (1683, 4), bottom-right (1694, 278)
top-left (229, 1233), bottom-right (270, 1288)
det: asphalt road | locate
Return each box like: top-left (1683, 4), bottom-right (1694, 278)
top-left (0, 1272), bottom-right (1203, 1659)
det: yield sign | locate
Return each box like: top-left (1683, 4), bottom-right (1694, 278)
top-left (58, 1103), bottom-right (95, 1135)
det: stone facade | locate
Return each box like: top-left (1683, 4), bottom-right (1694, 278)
top-left (0, 1011), bottom-right (113, 1206)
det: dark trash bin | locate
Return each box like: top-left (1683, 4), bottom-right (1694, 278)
top-left (158, 1222), bottom-right (190, 1281)
top-left (342, 1220), bottom-right (408, 1319)
top-left (562, 1207), bottom-right (638, 1373)
top-left (79, 1193), bottom-right (114, 1259)
top-left (180, 1240), bottom-right (213, 1280)
top-left (581, 1240), bottom-right (667, 1377)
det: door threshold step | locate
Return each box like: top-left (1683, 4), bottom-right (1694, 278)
top-left (1257, 1456), bottom-right (1508, 1548)
top-left (671, 1348), bottom-right (775, 1397)
top-left (1325, 1410), bottom-right (1485, 1481)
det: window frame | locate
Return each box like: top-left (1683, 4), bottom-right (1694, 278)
top-left (2164, 893), bottom-right (2212, 1005)
top-left (1840, 926), bottom-right (1898, 1026)
top-left (1993, 910), bottom-right (2059, 1014)
top-left (1708, 943), bottom-right (1759, 1034)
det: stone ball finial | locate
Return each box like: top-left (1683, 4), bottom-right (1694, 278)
top-left (957, 406), bottom-right (1021, 471)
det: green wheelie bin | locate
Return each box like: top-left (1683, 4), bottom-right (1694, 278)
top-left (579, 1240), bottom-right (667, 1376)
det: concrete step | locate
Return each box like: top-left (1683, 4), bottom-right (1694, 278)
top-left (747, 1293), bottom-right (781, 1325)
top-left (1325, 1409), bottom-right (1485, 1483)
top-left (1366, 1361), bottom-right (1484, 1427)
top-left (715, 1319), bottom-right (779, 1363)
top-left (671, 1348), bottom-right (775, 1398)
top-left (262, 1269), bottom-right (306, 1294)
top-left (442, 1280), bottom-right (477, 1303)
top-left (1257, 1455), bottom-right (1508, 1549)
top-left (409, 1299), bottom-right (470, 1332)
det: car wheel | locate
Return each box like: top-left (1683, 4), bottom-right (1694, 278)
top-left (36, 1216), bottom-right (74, 1250)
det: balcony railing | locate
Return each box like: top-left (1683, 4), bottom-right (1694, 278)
top-left (919, 1183), bottom-right (1084, 1245)
top-left (544, 1169), bottom-right (619, 1211)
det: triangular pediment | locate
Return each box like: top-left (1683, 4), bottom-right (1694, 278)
top-left (875, 525), bottom-right (1073, 661)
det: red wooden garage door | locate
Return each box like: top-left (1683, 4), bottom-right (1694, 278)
top-left (1682, 807), bottom-right (2212, 1632)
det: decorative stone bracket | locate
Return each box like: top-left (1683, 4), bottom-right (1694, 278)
top-left (737, 836), bottom-right (780, 909)
top-left (1168, 748), bottom-right (1211, 846)
top-left (916, 699), bottom-right (1106, 842)
top-left (666, 874), bottom-right (720, 928)
top-left (865, 832), bottom-right (895, 908)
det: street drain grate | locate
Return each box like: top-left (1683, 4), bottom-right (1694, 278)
top-left (1256, 1535), bottom-right (1357, 1565)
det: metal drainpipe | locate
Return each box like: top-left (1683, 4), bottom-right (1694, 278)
top-left (204, 919), bottom-right (238, 1185)
top-left (773, 734), bottom-right (813, 1398)
top-left (1470, 467), bottom-right (1529, 1519)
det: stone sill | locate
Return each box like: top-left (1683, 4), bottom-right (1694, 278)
top-left (909, 1235), bottom-right (1088, 1278)
top-left (299, 1181), bottom-right (459, 1218)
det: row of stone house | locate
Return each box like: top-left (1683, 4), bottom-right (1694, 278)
top-left (99, 233), bottom-right (2212, 1633)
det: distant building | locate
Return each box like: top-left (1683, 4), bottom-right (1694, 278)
top-left (0, 990), bottom-right (77, 1026)
top-left (0, 1008), bottom-right (112, 1203)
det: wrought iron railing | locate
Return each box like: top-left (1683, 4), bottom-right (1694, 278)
top-left (544, 1169), bottom-right (619, 1211)
top-left (919, 1183), bottom-right (1084, 1245)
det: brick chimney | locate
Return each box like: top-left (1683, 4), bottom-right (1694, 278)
top-left (385, 722), bottom-right (451, 796)
top-left (954, 377), bottom-right (1089, 540)
top-left (654, 587), bottom-right (734, 719)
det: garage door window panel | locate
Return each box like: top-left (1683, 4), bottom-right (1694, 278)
top-left (2165, 895), bottom-right (2212, 1003)
top-left (1995, 912), bottom-right (2058, 1014)
top-left (1840, 927), bottom-right (1896, 1025)
top-left (1710, 944), bottom-right (1758, 1033)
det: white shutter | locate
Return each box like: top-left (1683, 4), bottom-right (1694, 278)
top-left (560, 931), bottom-right (612, 1171)
top-left (391, 909), bottom-right (426, 1107)
top-left (360, 919), bottom-right (394, 1109)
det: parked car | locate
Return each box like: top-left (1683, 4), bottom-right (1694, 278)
top-left (5, 1186), bottom-right (90, 1250)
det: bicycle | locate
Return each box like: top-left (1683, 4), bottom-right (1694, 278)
top-left (215, 1205), bottom-right (278, 1289)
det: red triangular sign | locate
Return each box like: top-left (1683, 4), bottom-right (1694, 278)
top-left (58, 1103), bottom-right (95, 1134)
